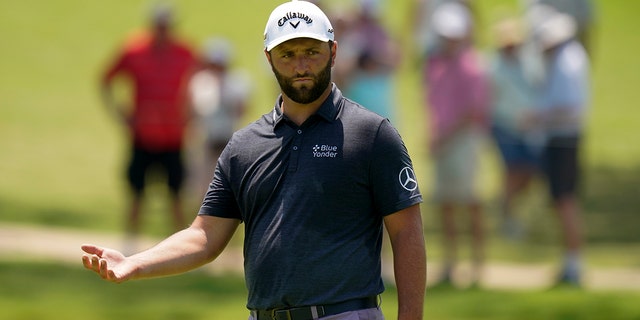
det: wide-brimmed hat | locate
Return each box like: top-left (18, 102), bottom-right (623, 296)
top-left (493, 17), bottom-right (525, 48)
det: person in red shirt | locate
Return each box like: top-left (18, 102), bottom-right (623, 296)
top-left (100, 4), bottom-right (196, 249)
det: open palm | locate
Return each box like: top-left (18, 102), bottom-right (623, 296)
top-left (81, 244), bottom-right (132, 283)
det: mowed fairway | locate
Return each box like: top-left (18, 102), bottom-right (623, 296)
top-left (1, 0), bottom-right (640, 319)
top-left (1, 259), bottom-right (640, 320)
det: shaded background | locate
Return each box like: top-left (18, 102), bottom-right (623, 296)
top-left (1, 0), bottom-right (638, 246)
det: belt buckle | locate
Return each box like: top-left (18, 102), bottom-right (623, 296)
top-left (268, 305), bottom-right (325, 320)
top-left (272, 308), bottom-right (291, 320)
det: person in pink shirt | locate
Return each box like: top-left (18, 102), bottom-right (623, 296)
top-left (422, 1), bottom-right (491, 288)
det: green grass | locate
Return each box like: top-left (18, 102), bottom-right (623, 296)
top-left (0, 260), bottom-right (249, 320)
top-left (1, 260), bottom-right (640, 320)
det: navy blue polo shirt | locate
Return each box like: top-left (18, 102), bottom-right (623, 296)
top-left (199, 84), bottom-right (422, 310)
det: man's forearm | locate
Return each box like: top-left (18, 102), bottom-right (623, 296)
top-left (385, 206), bottom-right (427, 320)
top-left (393, 228), bottom-right (427, 320)
top-left (127, 226), bottom-right (216, 280)
top-left (130, 216), bottom-right (240, 280)
top-left (100, 82), bottom-right (128, 124)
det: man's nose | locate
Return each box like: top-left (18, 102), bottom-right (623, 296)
top-left (293, 55), bottom-right (311, 72)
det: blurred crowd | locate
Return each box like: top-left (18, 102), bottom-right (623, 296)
top-left (410, 0), bottom-right (594, 289)
top-left (98, 0), bottom-right (595, 287)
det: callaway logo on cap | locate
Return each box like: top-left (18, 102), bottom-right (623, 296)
top-left (264, 0), bottom-right (334, 51)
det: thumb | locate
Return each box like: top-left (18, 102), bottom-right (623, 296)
top-left (81, 244), bottom-right (104, 256)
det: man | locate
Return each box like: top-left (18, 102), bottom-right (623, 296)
top-left (422, 1), bottom-right (490, 287)
top-left (534, 0), bottom-right (597, 56)
top-left (100, 4), bottom-right (196, 244)
top-left (83, 1), bottom-right (427, 319)
top-left (488, 17), bottom-right (542, 239)
top-left (533, 10), bottom-right (589, 286)
top-left (188, 37), bottom-right (252, 196)
top-left (334, 0), bottom-right (402, 122)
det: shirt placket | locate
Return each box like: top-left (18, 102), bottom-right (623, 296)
top-left (289, 128), bottom-right (304, 172)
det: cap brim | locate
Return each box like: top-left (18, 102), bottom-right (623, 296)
top-left (265, 33), bottom-right (331, 51)
top-left (536, 15), bottom-right (576, 49)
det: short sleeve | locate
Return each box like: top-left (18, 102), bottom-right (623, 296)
top-left (198, 145), bottom-right (243, 220)
top-left (369, 120), bottom-right (423, 216)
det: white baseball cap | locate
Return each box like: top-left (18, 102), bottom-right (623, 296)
top-left (533, 12), bottom-right (577, 49)
top-left (432, 2), bottom-right (472, 40)
top-left (203, 37), bottom-right (232, 65)
top-left (263, 0), bottom-right (334, 51)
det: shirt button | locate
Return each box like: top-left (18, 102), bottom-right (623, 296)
top-left (297, 130), bottom-right (302, 134)
top-left (293, 146), bottom-right (298, 151)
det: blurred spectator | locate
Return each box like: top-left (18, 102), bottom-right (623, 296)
top-left (532, 9), bottom-right (590, 286)
top-left (525, 0), bottom-right (596, 56)
top-left (422, 1), bottom-right (491, 287)
top-left (187, 37), bottom-right (252, 196)
top-left (100, 3), bottom-right (196, 249)
top-left (333, 0), bottom-right (401, 121)
top-left (488, 17), bottom-right (543, 239)
top-left (411, 0), bottom-right (476, 62)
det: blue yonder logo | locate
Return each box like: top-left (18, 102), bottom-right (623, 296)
top-left (312, 144), bottom-right (338, 158)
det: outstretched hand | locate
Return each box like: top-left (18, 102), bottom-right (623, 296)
top-left (81, 244), bottom-right (134, 283)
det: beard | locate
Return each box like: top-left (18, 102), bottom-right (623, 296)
top-left (272, 57), bottom-right (332, 104)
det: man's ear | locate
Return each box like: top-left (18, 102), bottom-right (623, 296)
top-left (330, 41), bottom-right (338, 66)
top-left (264, 49), bottom-right (272, 64)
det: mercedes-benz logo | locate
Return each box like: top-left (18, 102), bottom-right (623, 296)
top-left (398, 167), bottom-right (418, 191)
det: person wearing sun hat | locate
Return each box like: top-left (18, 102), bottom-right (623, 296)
top-left (532, 8), bottom-right (590, 287)
top-left (487, 16), bottom-right (543, 241)
top-left (82, 1), bottom-right (427, 319)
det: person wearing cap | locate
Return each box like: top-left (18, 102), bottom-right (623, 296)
top-left (333, 0), bottom-right (402, 122)
top-left (82, 1), bottom-right (426, 319)
top-left (187, 37), bottom-right (252, 196)
top-left (534, 0), bottom-right (597, 56)
top-left (411, 0), bottom-right (476, 61)
top-left (422, 1), bottom-right (490, 288)
top-left (99, 3), bottom-right (196, 248)
top-left (487, 17), bottom-right (543, 240)
top-left (532, 10), bottom-right (590, 287)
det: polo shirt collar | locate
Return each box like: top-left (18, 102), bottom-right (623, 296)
top-left (271, 83), bottom-right (341, 127)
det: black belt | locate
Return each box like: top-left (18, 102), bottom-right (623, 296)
top-left (251, 296), bottom-right (378, 320)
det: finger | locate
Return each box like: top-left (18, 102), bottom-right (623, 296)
top-left (81, 254), bottom-right (94, 270)
top-left (81, 244), bottom-right (104, 256)
top-left (99, 259), bottom-right (109, 279)
top-left (91, 255), bottom-right (101, 272)
top-left (107, 270), bottom-right (120, 283)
